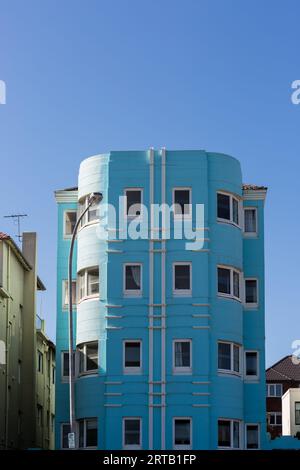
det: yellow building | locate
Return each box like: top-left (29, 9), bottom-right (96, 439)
top-left (0, 232), bottom-right (55, 449)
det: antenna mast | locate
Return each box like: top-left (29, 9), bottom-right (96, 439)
top-left (3, 214), bottom-right (28, 242)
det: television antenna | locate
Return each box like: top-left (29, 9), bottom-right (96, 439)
top-left (3, 214), bottom-right (28, 242)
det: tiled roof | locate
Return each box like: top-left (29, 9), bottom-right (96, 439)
top-left (266, 355), bottom-right (300, 381)
top-left (0, 232), bottom-right (10, 240)
top-left (242, 184), bottom-right (268, 191)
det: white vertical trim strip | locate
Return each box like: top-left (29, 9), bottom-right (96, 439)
top-left (161, 147), bottom-right (166, 450)
top-left (149, 147), bottom-right (154, 450)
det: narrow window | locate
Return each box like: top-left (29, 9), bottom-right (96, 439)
top-left (218, 267), bottom-right (231, 295)
top-left (124, 341), bottom-right (141, 373)
top-left (295, 403), bottom-right (300, 425)
top-left (37, 351), bottom-right (43, 373)
top-left (62, 351), bottom-right (75, 379)
top-left (173, 340), bottom-right (191, 373)
top-left (78, 342), bottom-right (98, 374)
top-left (124, 264), bottom-right (142, 296)
top-left (218, 342), bottom-right (241, 374)
top-left (217, 193), bottom-right (230, 220)
top-left (125, 189), bottom-right (142, 217)
top-left (245, 279), bottom-right (258, 305)
top-left (244, 208), bottom-right (257, 234)
top-left (173, 263), bottom-right (191, 295)
top-left (61, 423), bottom-right (71, 449)
top-left (246, 424), bottom-right (259, 449)
top-left (64, 211), bottom-right (77, 236)
top-left (218, 420), bottom-right (240, 449)
top-left (79, 419), bottom-right (97, 448)
top-left (123, 418), bottom-right (141, 449)
top-left (174, 418), bottom-right (191, 449)
top-left (217, 192), bottom-right (240, 226)
top-left (63, 280), bottom-right (77, 308)
top-left (218, 266), bottom-right (240, 300)
top-left (173, 188), bottom-right (191, 217)
top-left (245, 351), bottom-right (258, 378)
top-left (233, 270), bottom-right (240, 298)
top-left (87, 268), bottom-right (99, 296)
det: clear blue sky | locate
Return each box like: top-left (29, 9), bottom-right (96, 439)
top-left (1, 0), bottom-right (299, 366)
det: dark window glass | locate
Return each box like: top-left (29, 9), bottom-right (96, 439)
top-left (295, 403), bottom-right (300, 425)
top-left (218, 420), bottom-right (231, 447)
top-left (63, 352), bottom-right (75, 377)
top-left (174, 189), bottom-right (190, 215)
top-left (218, 268), bottom-right (230, 294)
top-left (244, 209), bottom-right (257, 233)
top-left (233, 345), bottom-right (240, 373)
top-left (245, 280), bottom-right (257, 304)
top-left (246, 352), bottom-right (258, 376)
top-left (125, 342), bottom-right (141, 368)
top-left (174, 265), bottom-right (190, 290)
top-left (174, 341), bottom-right (191, 368)
top-left (217, 193), bottom-right (230, 220)
top-left (86, 419), bottom-right (97, 447)
top-left (232, 198), bottom-right (239, 225)
top-left (124, 419), bottom-right (140, 446)
top-left (126, 190), bottom-right (142, 217)
top-left (174, 419), bottom-right (191, 445)
top-left (125, 265), bottom-right (141, 290)
top-left (233, 271), bottom-right (240, 298)
top-left (86, 343), bottom-right (98, 371)
top-left (62, 424), bottom-right (71, 449)
top-left (246, 425), bottom-right (259, 449)
top-left (233, 421), bottom-right (240, 448)
top-left (218, 343), bottom-right (231, 370)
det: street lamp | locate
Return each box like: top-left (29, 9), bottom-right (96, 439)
top-left (68, 192), bottom-right (103, 449)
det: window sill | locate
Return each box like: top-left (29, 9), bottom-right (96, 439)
top-left (123, 292), bottom-right (142, 298)
top-left (77, 220), bottom-right (99, 233)
top-left (244, 377), bottom-right (259, 383)
top-left (218, 293), bottom-right (241, 303)
top-left (123, 368), bottom-right (142, 375)
top-left (173, 445), bottom-right (192, 450)
top-left (217, 218), bottom-right (241, 230)
top-left (77, 295), bottom-right (100, 305)
top-left (243, 232), bottom-right (258, 238)
top-left (173, 368), bottom-right (192, 375)
top-left (244, 303), bottom-right (258, 310)
top-left (173, 290), bottom-right (192, 297)
top-left (123, 445), bottom-right (142, 450)
top-left (218, 369), bottom-right (242, 378)
top-left (78, 371), bottom-right (98, 378)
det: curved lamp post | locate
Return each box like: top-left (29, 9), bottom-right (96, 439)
top-left (68, 192), bottom-right (103, 449)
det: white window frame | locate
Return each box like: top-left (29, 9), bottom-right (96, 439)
top-left (217, 265), bottom-right (241, 301)
top-left (37, 350), bottom-right (43, 373)
top-left (245, 423), bottom-right (260, 450)
top-left (173, 417), bottom-right (192, 450)
top-left (218, 418), bottom-right (241, 449)
top-left (172, 187), bottom-right (192, 219)
top-left (123, 340), bottom-right (142, 375)
top-left (78, 195), bottom-right (100, 229)
top-left (78, 418), bottom-right (98, 449)
top-left (77, 267), bottom-right (99, 303)
top-left (61, 351), bottom-right (75, 382)
top-left (218, 341), bottom-right (242, 376)
top-left (244, 278), bottom-right (258, 309)
top-left (244, 350), bottom-right (259, 381)
top-left (77, 341), bottom-right (98, 376)
top-left (63, 210), bottom-right (77, 238)
top-left (217, 191), bottom-right (241, 228)
top-left (173, 339), bottom-right (192, 375)
top-left (243, 207), bottom-right (258, 237)
top-left (124, 188), bottom-right (143, 220)
top-left (266, 383), bottom-right (283, 397)
top-left (173, 262), bottom-right (192, 297)
top-left (123, 263), bottom-right (142, 297)
top-left (268, 412), bottom-right (282, 426)
top-left (62, 280), bottom-right (77, 310)
top-left (122, 417), bottom-right (142, 450)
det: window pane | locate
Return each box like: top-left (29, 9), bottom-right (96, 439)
top-left (78, 272), bottom-right (85, 300)
top-left (247, 425), bottom-right (258, 449)
top-left (174, 341), bottom-right (190, 368)
top-left (245, 209), bottom-right (257, 233)
top-left (175, 419), bottom-right (190, 445)
top-left (88, 268), bottom-right (99, 296)
top-left (79, 420), bottom-right (84, 448)
top-left (88, 201), bottom-right (99, 222)
top-left (125, 265), bottom-right (141, 290)
top-left (245, 280), bottom-right (257, 304)
top-left (218, 420), bottom-right (231, 447)
top-left (86, 419), bottom-right (97, 447)
top-left (64, 281), bottom-right (77, 306)
top-left (277, 413), bottom-right (282, 425)
top-left (233, 345), bottom-right (240, 373)
top-left (63, 353), bottom-right (69, 377)
top-left (232, 198), bottom-right (239, 225)
top-left (218, 343), bottom-right (231, 370)
top-left (86, 343), bottom-right (98, 371)
top-left (233, 421), bottom-right (240, 448)
top-left (65, 211), bottom-right (77, 235)
top-left (246, 352), bottom-right (258, 376)
top-left (218, 268), bottom-right (230, 295)
top-left (217, 194), bottom-right (230, 220)
top-left (276, 384), bottom-right (282, 397)
top-left (125, 419), bottom-right (140, 445)
top-left (125, 342), bottom-right (141, 367)
top-left (174, 265), bottom-right (190, 290)
top-left (295, 403), bottom-right (300, 425)
top-left (233, 271), bottom-right (240, 298)
top-left (62, 424), bottom-right (71, 449)
top-left (174, 189), bottom-right (191, 215)
top-left (126, 190), bottom-right (142, 217)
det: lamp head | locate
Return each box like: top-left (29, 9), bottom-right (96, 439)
top-left (89, 192), bottom-right (103, 204)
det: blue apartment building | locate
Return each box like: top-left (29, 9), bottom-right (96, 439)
top-left (55, 149), bottom-right (267, 450)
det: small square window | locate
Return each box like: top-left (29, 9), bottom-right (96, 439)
top-left (64, 211), bottom-right (77, 236)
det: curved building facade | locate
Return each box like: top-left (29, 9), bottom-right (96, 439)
top-left (55, 149), bottom-right (267, 450)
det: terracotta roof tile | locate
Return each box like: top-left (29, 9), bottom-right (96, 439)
top-left (266, 355), bottom-right (300, 381)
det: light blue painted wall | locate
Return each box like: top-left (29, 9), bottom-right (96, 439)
top-left (55, 149), bottom-right (268, 450)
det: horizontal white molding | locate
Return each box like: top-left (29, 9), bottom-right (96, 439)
top-left (192, 392), bottom-right (211, 396)
top-left (104, 393), bottom-right (122, 396)
top-left (151, 249), bottom-right (166, 253)
top-left (106, 249), bottom-right (123, 254)
top-left (192, 404), bottom-right (211, 408)
top-left (150, 404), bottom-right (165, 408)
top-left (192, 381), bottom-right (211, 385)
top-left (54, 190), bottom-right (78, 202)
top-left (192, 326), bottom-right (210, 329)
top-left (148, 326), bottom-right (166, 330)
top-left (106, 326), bottom-right (123, 330)
top-left (104, 381), bottom-right (122, 385)
top-left (105, 305), bottom-right (123, 308)
top-left (104, 404), bottom-right (122, 407)
top-left (243, 189), bottom-right (267, 201)
top-left (106, 239), bottom-right (124, 243)
top-left (106, 315), bottom-right (123, 319)
top-left (190, 249), bottom-right (210, 252)
top-left (149, 303), bottom-right (167, 307)
top-left (192, 314), bottom-right (211, 318)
